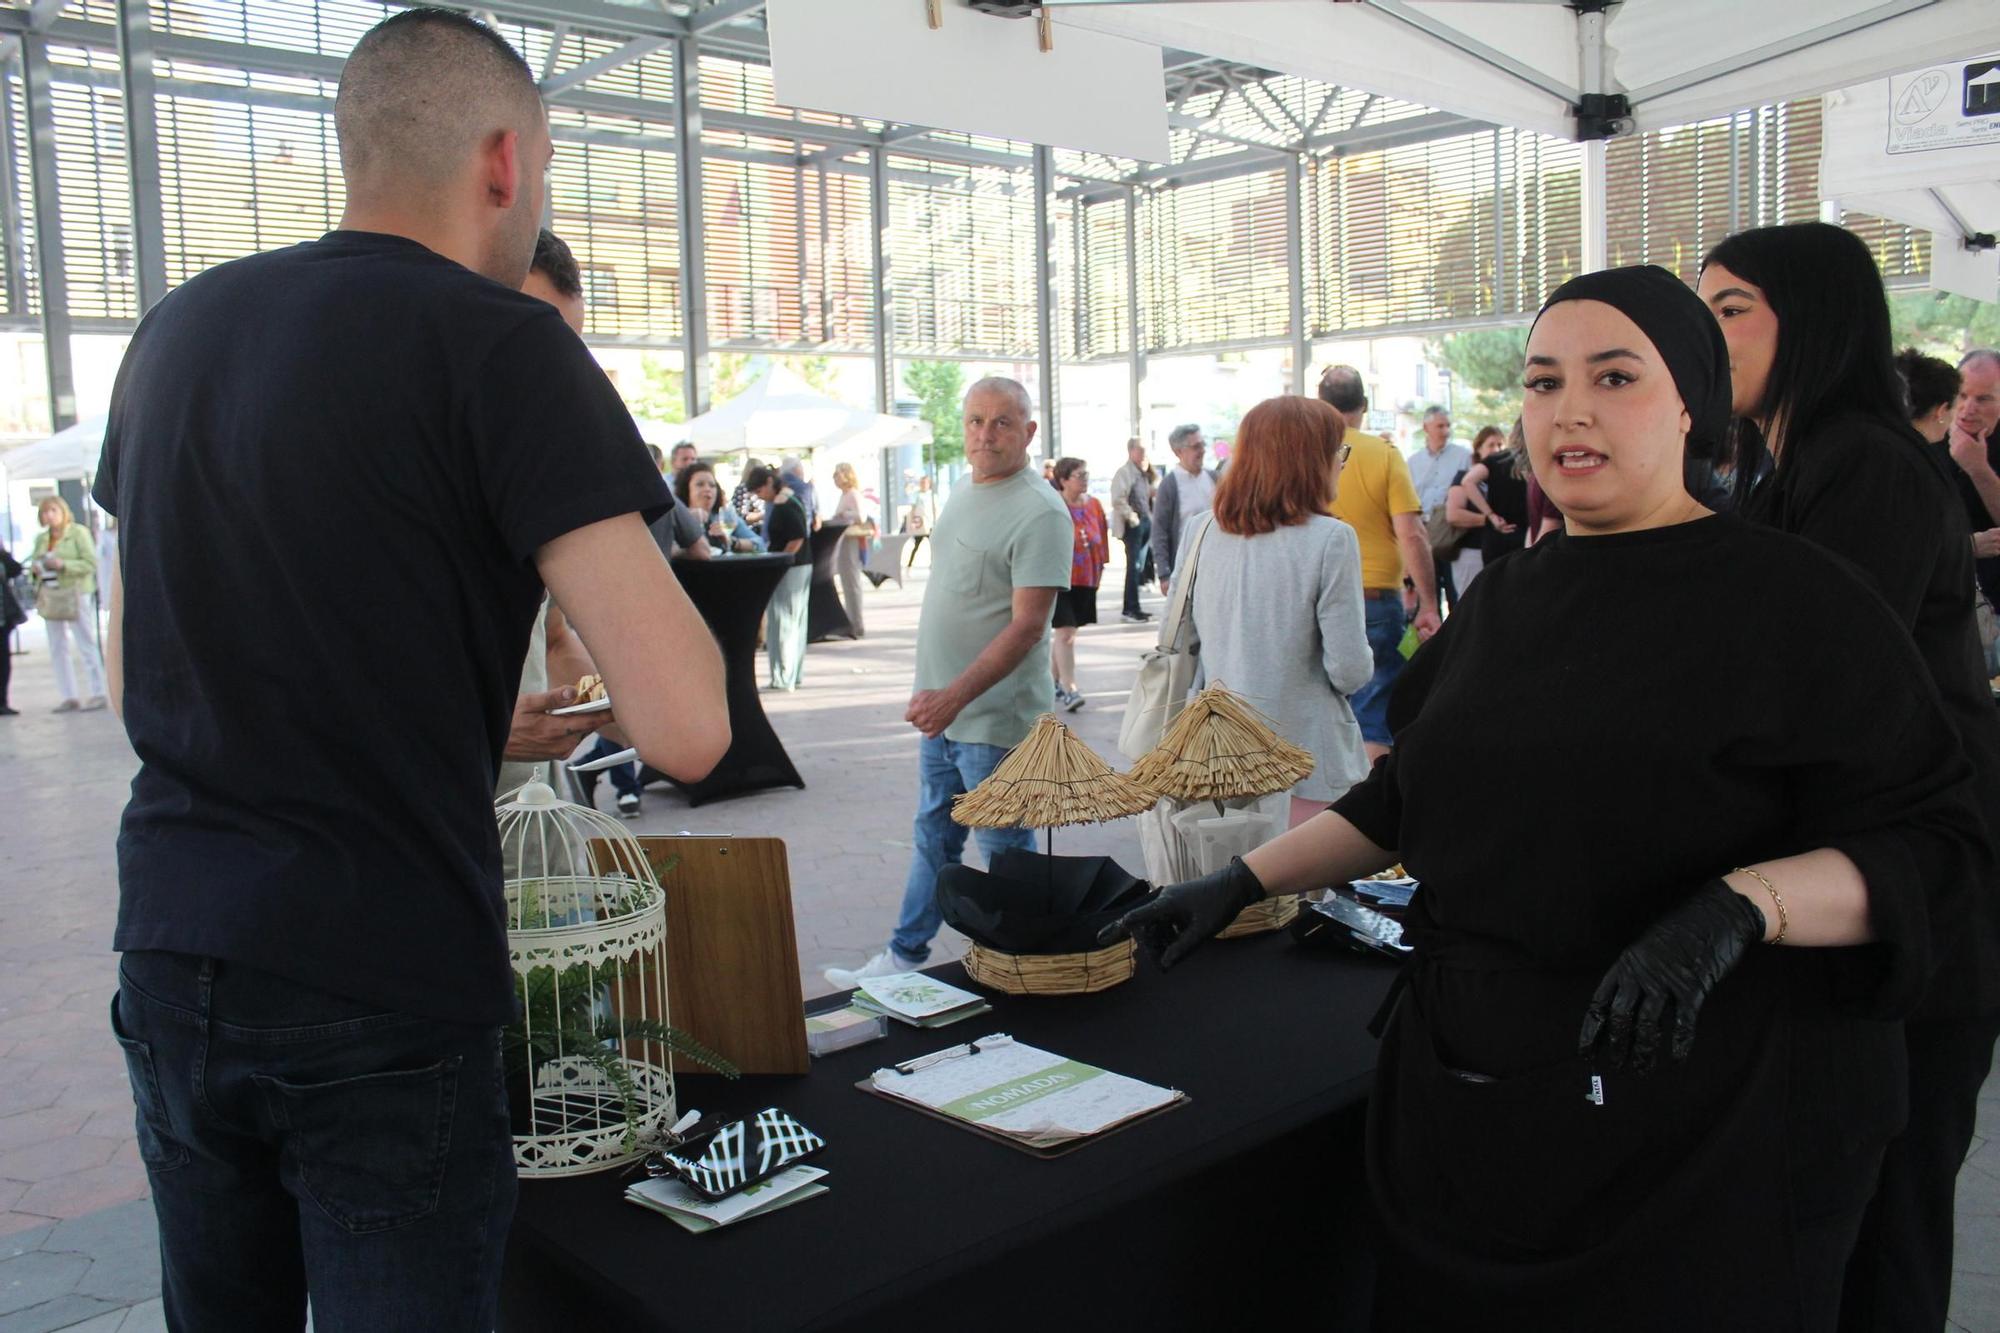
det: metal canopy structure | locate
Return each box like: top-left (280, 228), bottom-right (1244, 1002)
top-left (0, 0), bottom-right (1948, 449)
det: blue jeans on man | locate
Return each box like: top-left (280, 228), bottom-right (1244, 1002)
top-left (890, 735), bottom-right (1038, 965)
top-left (1350, 591), bottom-right (1408, 748)
top-left (113, 950), bottom-right (516, 1330)
top-left (581, 735), bottom-right (642, 798)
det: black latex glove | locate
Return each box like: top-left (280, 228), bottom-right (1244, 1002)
top-left (1096, 858), bottom-right (1267, 971)
top-left (1578, 878), bottom-right (1767, 1072)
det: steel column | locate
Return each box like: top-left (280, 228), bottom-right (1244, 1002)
top-left (21, 34), bottom-right (76, 430)
top-left (1285, 155), bottom-right (1308, 396)
top-left (0, 47), bottom-right (29, 315)
top-left (1032, 144), bottom-right (1058, 456)
top-left (1124, 185), bottom-right (1142, 438)
top-left (1581, 139), bottom-right (1607, 273)
top-left (670, 35), bottom-right (709, 417)
top-left (116, 0), bottom-right (167, 312)
top-left (869, 146), bottom-right (891, 415)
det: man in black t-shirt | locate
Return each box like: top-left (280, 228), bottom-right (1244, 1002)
top-left (1949, 350), bottom-right (2000, 643)
top-left (95, 12), bottom-right (727, 1327)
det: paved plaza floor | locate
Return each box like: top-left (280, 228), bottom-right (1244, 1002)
top-left (0, 556), bottom-right (1994, 1330)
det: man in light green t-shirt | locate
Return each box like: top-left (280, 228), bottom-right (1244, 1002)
top-left (826, 377), bottom-right (1074, 986)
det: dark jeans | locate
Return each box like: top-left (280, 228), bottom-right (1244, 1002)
top-left (1122, 519), bottom-right (1152, 617)
top-left (113, 950), bottom-right (516, 1332)
top-left (1839, 1009), bottom-right (2000, 1332)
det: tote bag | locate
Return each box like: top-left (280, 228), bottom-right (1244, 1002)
top-left (37, 584), bottom-right (78, 622)
top-left (1117, 512), bottom-right (1215, 761)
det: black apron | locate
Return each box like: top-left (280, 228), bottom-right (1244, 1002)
top-left (1366, 947), bottom-right (1805, 1331)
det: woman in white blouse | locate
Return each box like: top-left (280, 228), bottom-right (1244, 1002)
top-left (1190, 396), bottom-right (1372, 826)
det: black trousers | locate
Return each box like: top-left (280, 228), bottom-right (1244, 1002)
top-left (1839, 1010), bottom-right (2000, 1332)
top-left (1122, 519), bottom-right (1152, 617)
top-left (1, 631), bottom-right (11, 707)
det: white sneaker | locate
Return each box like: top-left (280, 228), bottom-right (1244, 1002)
top-left (824, 950), bottom-right (916, 991)
top-left (616, 792), bottom-right (641, 819)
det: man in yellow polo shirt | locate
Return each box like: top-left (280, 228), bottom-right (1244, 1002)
top-left (1320, 366), bottom-right (1440, 761)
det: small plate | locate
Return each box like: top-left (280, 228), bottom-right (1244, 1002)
top-left (551, 696), bottom-right (612, 716)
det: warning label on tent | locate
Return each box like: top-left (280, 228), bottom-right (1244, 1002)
top-left (1888, 57), bottom-right (2000, 153)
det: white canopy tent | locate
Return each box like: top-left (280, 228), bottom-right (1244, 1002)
top-left (0, 417), bottom-right (106, 483)
top-left (1024, 0), bottom-right (2000, 143)
top-left (1821, 56), bottom-right (2000, 302)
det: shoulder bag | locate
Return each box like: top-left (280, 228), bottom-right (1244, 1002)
top-left (37, 584), bottom-right (78, 621)
top-left (1117, 512), bottom-right (1216, 761)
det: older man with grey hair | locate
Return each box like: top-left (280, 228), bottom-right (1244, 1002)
top-left (827, 375), bottom-right (1074, 987)
top-left (1152, 422), bottom-right (1217, 595)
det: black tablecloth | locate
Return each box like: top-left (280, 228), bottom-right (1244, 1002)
top-left (642, 554), bottom-right (804, 806)
top-left (502, 933), bottom-right (1394, 1331)
top-left (807, 523), bottom-right (855, 643)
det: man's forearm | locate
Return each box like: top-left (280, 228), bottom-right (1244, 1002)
top-left (946, 614), bottom-right (1049, 709)
top-left (1392, 515), bottom-right (1438, 608)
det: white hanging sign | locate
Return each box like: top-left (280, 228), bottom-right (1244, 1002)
top-left (1887, 55), bottom-right (2000, 153)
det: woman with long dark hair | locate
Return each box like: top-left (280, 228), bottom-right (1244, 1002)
top-left (1107, 265), bottom-right (1983, 1329)
top-left (1699, 221), bottom-right (2000, 1331)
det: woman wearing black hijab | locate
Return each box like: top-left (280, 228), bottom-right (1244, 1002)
top-left (1700, 221), bottom-right (2000, 1333)
top-left (1105, 266), bottom-right (1984, 1329)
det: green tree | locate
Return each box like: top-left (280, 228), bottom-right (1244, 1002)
top-left (1888, 291), bottom-right (2000, 361)
top-left (903, 360), bottom-right (966, 466)
top-left (1426, 326), bottom-right (1531, 431)
top-left (631, 353), bottom-right (686, 426)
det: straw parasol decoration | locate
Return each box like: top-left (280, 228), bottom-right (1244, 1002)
top-left (1127, 685), bottom-right (1316, 937)
top-left (952, 713), bottom-right (1158, 832)
top-left (1126, 684), bottom-right (1314, 809)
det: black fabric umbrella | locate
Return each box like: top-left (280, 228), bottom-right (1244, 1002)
top-left (938, 851), bottom-right (1151, 955)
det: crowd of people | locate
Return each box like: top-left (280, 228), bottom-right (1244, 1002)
top-left (13, 4), bottom-right (1987, 1329)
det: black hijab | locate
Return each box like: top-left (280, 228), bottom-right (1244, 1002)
top-left (1532, 265), bottom-right (1731, 463)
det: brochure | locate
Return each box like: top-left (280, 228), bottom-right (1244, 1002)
top-left (624, 1165), bottom-right (829, 1234)
top-left (865, 1034), bottom-right (1185, 1150)
top-left (850, 971), bottom-right (992, 1028)
top-left (805, 1004), bottom-right (889, 1057)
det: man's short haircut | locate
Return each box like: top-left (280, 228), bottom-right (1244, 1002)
top-left (1168, 423), bottom-right (1203, 450)
top-left (1961, 349), bottom-right (2000, 376)
top-left (780, 454), bottom-right (803, 472)
top-left (1316, 365), bottom-right (1367, 415)
top-left (672, 442), bottom-right (698, 460)
top-left (530, 229), bottom-right (581, 299)
top-left (1422, 405), bottom-right (1450, 424)
top-left (335, 9), bottom-right (542, 189)
top-left (644, 443), bottom-right (665, 472)
top-left (964, 377), bottom-right (1034, 419)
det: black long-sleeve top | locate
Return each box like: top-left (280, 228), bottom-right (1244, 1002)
top-left (1741, 413), bottom-right (2000, 1018)
top-left (1334, 515), bottom-right (1984, 1158)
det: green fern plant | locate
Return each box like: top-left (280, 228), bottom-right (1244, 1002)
top-left (506, 871), bottom-right (738, 1152)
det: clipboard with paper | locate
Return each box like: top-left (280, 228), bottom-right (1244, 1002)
top-left (856, 1033), bottom-right (1189, 1158)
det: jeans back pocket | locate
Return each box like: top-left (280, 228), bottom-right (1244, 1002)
top-left (108, 992), bottom-right (191, 1172)
top-left (254, 1058), bottom-right (461, 1235)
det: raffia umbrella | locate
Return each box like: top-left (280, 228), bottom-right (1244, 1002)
top-left (948, 713), bottom-right (1159, 992)
top-left (952, 712), bottom-right (1157, 840)
top-left (1126, 684), bottom-right (1316, 936)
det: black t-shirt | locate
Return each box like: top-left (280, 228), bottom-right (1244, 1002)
top-left (1479, 452), bottom-right (1529, 559)
top-left (93, 231), bottom-right (669, 1025)
top-left (1939, 434), bottom-right (2000, 608)
top-left (766, 494), bottom-right (812, 566)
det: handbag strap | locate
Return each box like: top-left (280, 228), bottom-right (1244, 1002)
top-left (1156, 512), bottom-right (1216, 653)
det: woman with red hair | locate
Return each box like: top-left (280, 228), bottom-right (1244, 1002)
top-left (1189, 396), bottom-right (1372, 825)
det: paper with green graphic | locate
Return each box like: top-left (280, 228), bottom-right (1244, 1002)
top-left (867, 1034), bottom-right (1184, 1149)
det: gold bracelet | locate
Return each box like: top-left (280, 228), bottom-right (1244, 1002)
top-left (1733, 866), bottom-right (1787, 945)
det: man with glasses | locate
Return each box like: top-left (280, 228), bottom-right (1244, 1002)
top-left (1153, 423), bottom-right (1217, 598)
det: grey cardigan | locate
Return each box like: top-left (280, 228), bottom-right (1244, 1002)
top-left (1189, 515), bottom-right (1373, 802)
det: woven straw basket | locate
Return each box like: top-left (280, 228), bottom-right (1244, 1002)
top-left (1216, 894), bottom-right (1301, 938)
top-left (961, 938), bottom-right (1137, 995)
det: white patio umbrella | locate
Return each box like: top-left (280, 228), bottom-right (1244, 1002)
top-left (0, 417), bottom-right (106, 483)
top-left (684, 365), bottom-right (930, 457)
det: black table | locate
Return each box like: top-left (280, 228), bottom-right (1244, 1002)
top-left (639, 553), bottom-right (806, 807)
top-left (501, 933), bottom-right (1394, 1331)
top-left (807, 522), bottom-right (855, 643)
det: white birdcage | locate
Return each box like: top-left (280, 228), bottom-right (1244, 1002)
top-left (498, 780), bottom-right (675, 1177)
